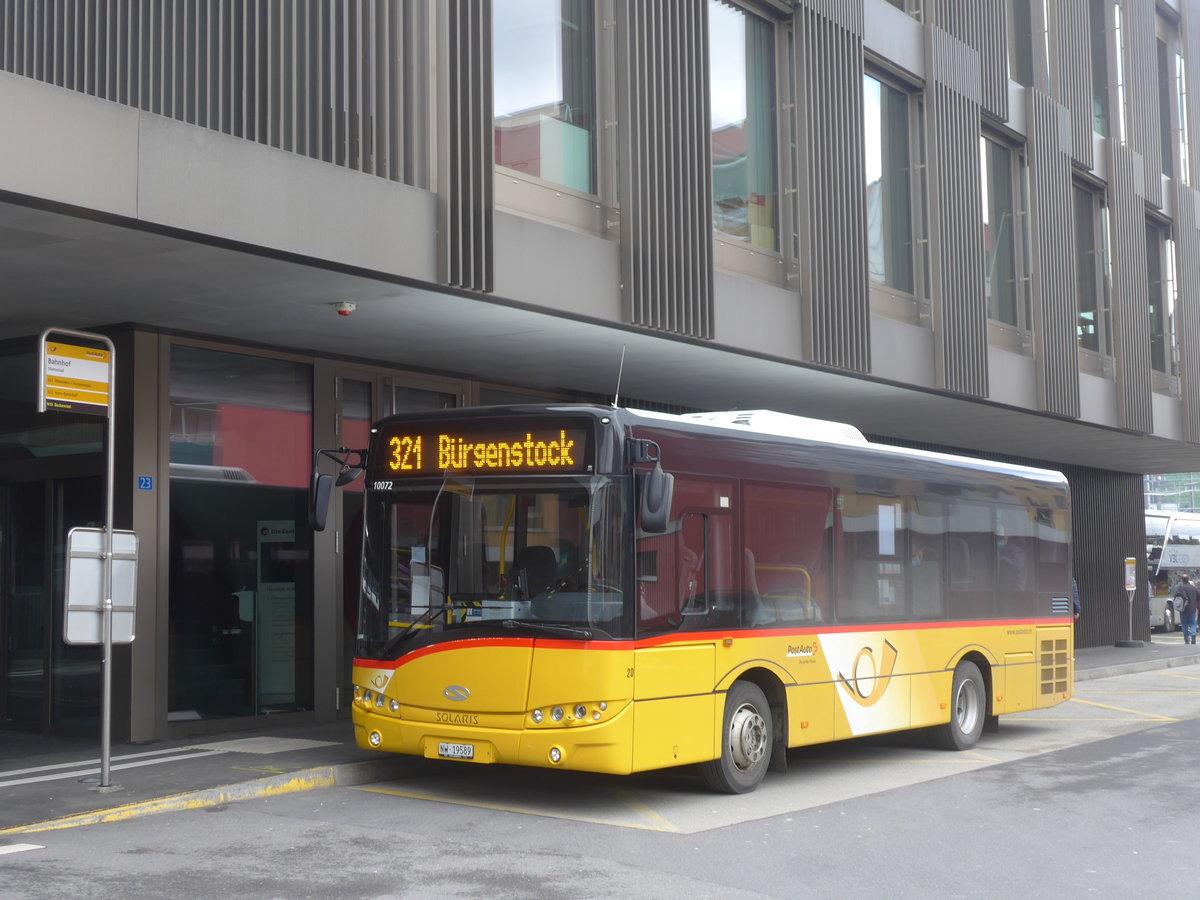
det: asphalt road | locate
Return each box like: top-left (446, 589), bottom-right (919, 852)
top-left (3, 663), bottom-right (1199, 898)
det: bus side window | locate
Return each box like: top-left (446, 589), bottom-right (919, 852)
top-left (742, 482), bottom-right (830, 625)
top-left (909, 499), bottom-right (944, 617)
top-left (947, 502), bottom-right (994, 618)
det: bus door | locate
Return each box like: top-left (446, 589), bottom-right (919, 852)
top-left (633, 510), bottom-right (722, 771)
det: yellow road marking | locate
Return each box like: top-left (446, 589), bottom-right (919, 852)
top-left (612, 790), bottom-right (681, 832)
top-left (0, 770), bottom-right (336, 836)
top-left (1068, 697), bottom-right (1177, 721)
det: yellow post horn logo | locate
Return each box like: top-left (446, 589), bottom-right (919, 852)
top-left (837, 640), bottom-right (899, 707)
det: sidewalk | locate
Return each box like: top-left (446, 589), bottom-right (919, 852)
top-left (3, 637), bottom-right (1199, 837)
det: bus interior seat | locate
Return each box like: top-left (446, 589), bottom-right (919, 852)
top-left (513, 545), bottom-right (558, 599)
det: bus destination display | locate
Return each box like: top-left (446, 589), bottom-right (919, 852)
top-left (376, 423), bottom-right (590, 477)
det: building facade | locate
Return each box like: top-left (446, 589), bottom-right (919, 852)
top-left (2, 0), bottom-right (1199, 741)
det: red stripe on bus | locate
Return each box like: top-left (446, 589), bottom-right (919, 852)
top-left (354, 616), bottom-right (1070, 669)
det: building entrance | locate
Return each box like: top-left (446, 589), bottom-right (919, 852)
top-left (1, 475), bottom-right (104, 735)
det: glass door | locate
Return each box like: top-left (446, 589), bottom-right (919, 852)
top-left (2, 482), bottom-right (47, 732)
top-left (1, 476), bottom-right (103, 734)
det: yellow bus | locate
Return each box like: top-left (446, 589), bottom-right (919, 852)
top-left (312, 404), bottom-right (1073, 793)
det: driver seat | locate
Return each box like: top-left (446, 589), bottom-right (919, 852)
top-left (513, 545), bottom-right (558, 599)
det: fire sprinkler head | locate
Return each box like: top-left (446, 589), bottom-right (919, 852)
top-left (333, 301), bottom-right (356, 317)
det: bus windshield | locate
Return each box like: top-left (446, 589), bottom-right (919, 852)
top-left (358, 475), bottom-right (631, 656)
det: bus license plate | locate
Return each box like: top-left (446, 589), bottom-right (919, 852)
top-left (438, 742), bottom-right (474, 760)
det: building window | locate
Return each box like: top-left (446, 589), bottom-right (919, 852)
top-left (1146, 221), bottom-right (1178, 376)
top-left (710, 1), bottom-right (779, 252)
top-left (1089, 0), bottom-right (1110, 136)
top-left (865, 74), bottom-right (915, 294)
top-left (981, 138), bottom-right (1027, 328)
top-left (1113, 1), bottom-right (1129, 143)
top-left (494, 0), bottom-right (597, 194)
top-left (1073, 184), bottom-right (1112, 357)
top-left (1157, 15), bottom-right (1192, 184)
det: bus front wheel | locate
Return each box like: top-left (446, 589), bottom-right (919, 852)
top-left (930, 660), bottom-right (986, 751)
top-left (700, 681), bottom-right (773, 794)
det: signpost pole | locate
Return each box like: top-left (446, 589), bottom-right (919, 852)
top-left (1115, 556), bottom-right (1143, 649)
top-left (38, 328), bottom-right (121, 791)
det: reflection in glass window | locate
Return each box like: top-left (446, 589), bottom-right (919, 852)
top-left (981, 139), bottom-right (1018, 326)
top-left (1146, 222), bottom-right (1178, 375)
top-left (1073, 185), bottom-right (1112, 355)
top-left (864, 75), bottom-right (914, 292)
top-left (710, 1), bottom-right (778, 252)
top-left (1089, 0), bottom-right (1109, 136)
top-left (494, 0), bottom-right (596, 194)
top-left (168, 346), bottom-right (314, 720)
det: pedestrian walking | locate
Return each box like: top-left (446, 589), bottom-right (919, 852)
top-left (1173, 574), bottom-right (1199, 644)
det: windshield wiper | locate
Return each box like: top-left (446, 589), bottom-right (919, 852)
top-left (377, 601), bottom-right (458, 658)
top-left (501, 619), bottom-right (593, 640)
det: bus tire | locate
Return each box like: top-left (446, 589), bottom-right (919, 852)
top-left (930, 660), bottom-right (986, 751)
top-left (700, 681), bottom-right (773, 794)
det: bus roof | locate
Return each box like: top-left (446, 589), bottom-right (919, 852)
top-left (624, 407), bottom-right (1068, 488)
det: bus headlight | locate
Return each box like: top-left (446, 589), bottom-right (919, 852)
top-left (531, 709), bottom-right (544, 724)
top-left (574, 705), bottom-right (587, 719)
top-left (551, 706), bottom-right (564, 722)
top-left (389, 699), bottom-right (400, 713)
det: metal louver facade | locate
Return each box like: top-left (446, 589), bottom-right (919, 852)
top-left (1055, 0), bottom-right (1095, 169)
top-left (615, 0), bottom-right (713, 338)
top-left (929, 0), bottom-right (1008, 123)
top-left (1176, 184), bottom-right (1200, 443)
top-left (1107, 142), bottom-right (1154, 435)
top-left (793, 0), bottom-right (869, 373)
top-left (1026, 90), bottom-right (1081, 419)
top-left (0, 0), bottom-right (431, 187)
top-left (1121, 0), bottom-right (1163, 211)
top-left (439, 0), bottom-right (492, 293)
top-left (925, 25), bottom-right (988, 398)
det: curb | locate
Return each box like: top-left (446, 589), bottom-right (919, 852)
top-left (0, 757), bottom-right (411, 837)
top-left (1074, 652), bottom-right (1200, 683)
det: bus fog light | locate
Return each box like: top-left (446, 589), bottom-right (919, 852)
top-left (592, 711), bottom-right (600, 720)
top-left (531, 709), bottom-right (544, 724)
top-left (368, 731), bottom-right (382, 748)
top-left (551, 706), bottom-right (564, 722)
top-left (549, 746), bottom-right (563, 764)
top-left (389, 699), bottom-right (400, 713)
top-left (574, 705), bottom-right (586, 719)
top-left (598, 702), bottom-right (607, 711)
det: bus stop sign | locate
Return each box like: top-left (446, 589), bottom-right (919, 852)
top-left (64, 527), bottom-right (138, 645)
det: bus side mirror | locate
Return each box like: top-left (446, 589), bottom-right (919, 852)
top-left (639, 462), bottom-right (674, 534)
top-left (335, 466), bottom-right (363, 487)
top-left (309, 472), bottom-right (334, 532)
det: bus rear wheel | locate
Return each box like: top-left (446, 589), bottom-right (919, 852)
top-left (700, 681), bottom-right (772, 794)
top-left (930, 660), bottom-right (986, 751)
